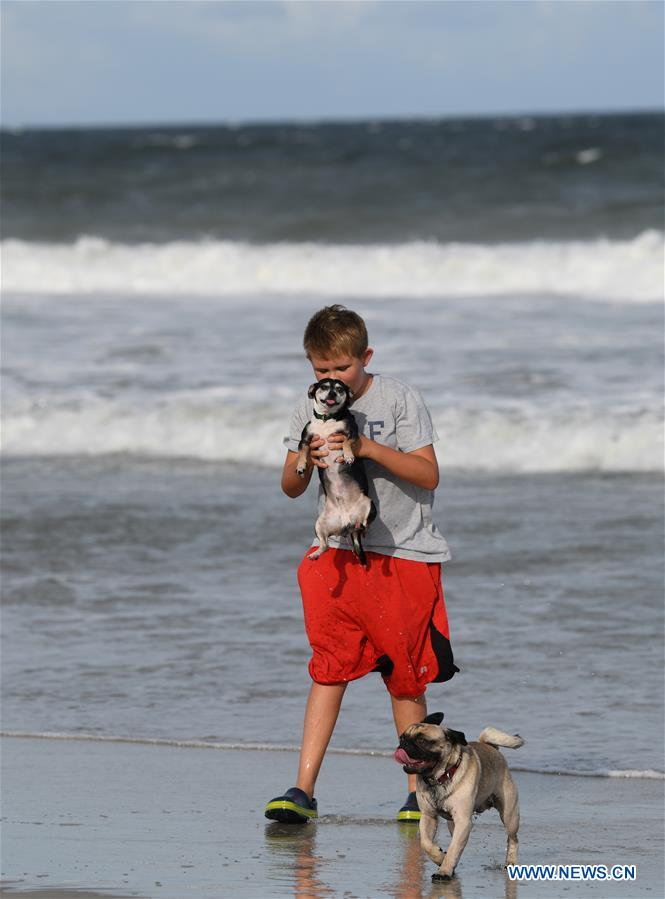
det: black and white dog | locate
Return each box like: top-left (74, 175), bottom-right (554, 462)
top-left (296, 378), bottom-right (376, 565)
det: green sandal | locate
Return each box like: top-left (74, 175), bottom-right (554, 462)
top-left (265, 787), bottom-right (318, 824)
top-left (397, 791), bottom-right (421, 822)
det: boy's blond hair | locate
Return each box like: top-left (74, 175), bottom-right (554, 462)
top-left (303, 304), bottom-right (368, 359)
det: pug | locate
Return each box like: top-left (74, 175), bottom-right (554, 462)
top-left (395, 712), bottom-right (524, 881)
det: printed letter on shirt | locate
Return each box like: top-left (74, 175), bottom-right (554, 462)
top-left (368, 420), bottom-right (385, 441)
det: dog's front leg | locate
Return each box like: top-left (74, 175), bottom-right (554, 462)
top-left (432, 805), bottom-right (473, 881)
top-left (418, 811), bottom-right (445, 867)
top-left (339, 434), bottom-right (355, 465)
top-left (296, 433), bottom-right (313, 477)
top-left (296, 449), bottom-right (309, 477)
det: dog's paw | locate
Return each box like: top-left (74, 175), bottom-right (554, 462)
top-left (296, 467), bottom-right (306, 478)
top-left (432, 872), bottom-right (454, 883)
top-left (307, 550), bottom-right (322, 561)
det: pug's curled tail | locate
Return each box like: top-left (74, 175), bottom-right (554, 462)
top-left (478, 727), bottom-right (524, 749)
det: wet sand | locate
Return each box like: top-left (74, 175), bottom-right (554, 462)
top-left (1, 736), bottom-right (663, 898)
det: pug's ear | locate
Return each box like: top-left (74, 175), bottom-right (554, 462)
top-left (423, 712), bottom-right (444, 726)
top-left (308, 382), bottom-right (320, 398)
top-left (446, 728), bottom-right (467, 746)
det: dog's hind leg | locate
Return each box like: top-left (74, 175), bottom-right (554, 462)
top-left (418, 811), bottom-right (445, 867)
top-left (307, 516), bottom-right (331, 561)
top-left (495, 773), bottom-right (520, 867)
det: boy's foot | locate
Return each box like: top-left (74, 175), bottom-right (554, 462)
top-left (396, 791), bottom-right (421, 822)
top-left (265, 787), bottom-right (318, 824)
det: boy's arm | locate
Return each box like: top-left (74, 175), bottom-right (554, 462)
top-left (281, 436), bottom-right (329, 498)
top-left (328, 434), bottom-right (439, 491)
top-left (362, 439), bottom-right (440, 490)
top-left (281, 450), bottom-right (312, 497)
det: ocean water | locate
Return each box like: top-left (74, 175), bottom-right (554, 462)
top-left (1, 113), bottom-right (663, 779)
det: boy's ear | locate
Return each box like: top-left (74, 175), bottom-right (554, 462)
top-left (446, 728), bottom-right (467, 746)
top-left (423, 712), bottom-right (444, 726)
top-left (308, 382), bottom-right (320, 398)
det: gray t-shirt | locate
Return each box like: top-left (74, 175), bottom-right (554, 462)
top-left (285, 373), bottom-right (451, 563)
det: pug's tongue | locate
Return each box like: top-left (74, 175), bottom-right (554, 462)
top-left (393, 747), bottom-right (430, 770)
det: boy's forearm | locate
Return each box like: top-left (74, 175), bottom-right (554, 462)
top-left (358, 437), bottom-right (439, 491)
top-left (281, 454), bottom-right (314, 497)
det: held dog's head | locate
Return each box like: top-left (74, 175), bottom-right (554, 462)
top-left (394, 713), bottom-right (467, 775)
top-left (308, 378), bottom-right (353, 416)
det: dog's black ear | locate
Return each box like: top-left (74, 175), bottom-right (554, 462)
top-left (308, 382), bottom-right (319, 398)
top-left (446, 728), bottom-right (467, 746)
top-left (423, 712), bottom-right (444, 726)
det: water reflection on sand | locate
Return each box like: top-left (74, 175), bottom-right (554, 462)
top-left (264, 819), bottom-right (519, 899)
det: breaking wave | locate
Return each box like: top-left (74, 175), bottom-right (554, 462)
top-left (2, 395), bottom-right (661, 472)
top-left (2, 231), bottom-right (663, 302)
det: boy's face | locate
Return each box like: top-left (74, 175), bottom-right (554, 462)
top-left (308, 348), bottom-right (373, 398)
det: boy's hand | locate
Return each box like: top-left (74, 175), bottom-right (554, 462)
top-left (309, 435), bottom-right (438, 489)
top-left (310, 434), bottom-right (371, 468)
top-left (309, 435), bottom-right (331, 469)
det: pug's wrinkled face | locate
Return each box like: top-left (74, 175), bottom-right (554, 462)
top-left (308, 378), bottom-right (352, 416)
top-left (394, 713), bottom-right (467, 775)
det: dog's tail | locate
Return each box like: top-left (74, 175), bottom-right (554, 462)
top-left (478, 727), bottom-right (524, 750)
top-left (351, 529), bottom-right (368, 567)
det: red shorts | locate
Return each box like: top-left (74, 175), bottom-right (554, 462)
top-left (297, 547), bottom-right (457, 699)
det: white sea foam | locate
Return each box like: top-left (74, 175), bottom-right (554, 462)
top-left (2, 231), bottom-right (662, 302)
top-left (2, 731), bottom-right (663, 779)
top-left (2, 395), bottom-right (662, 472)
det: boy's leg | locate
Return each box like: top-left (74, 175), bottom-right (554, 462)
top-left (391, 693), bottom-right (427, 794)
top-left (296, 681), bottom-right (347, 799)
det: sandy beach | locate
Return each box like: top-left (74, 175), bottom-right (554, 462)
top-left (1, 735), bottom-right (662, 899)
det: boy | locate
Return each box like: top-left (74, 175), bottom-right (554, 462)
top-left (265, 305), bottom-right (457, 824)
